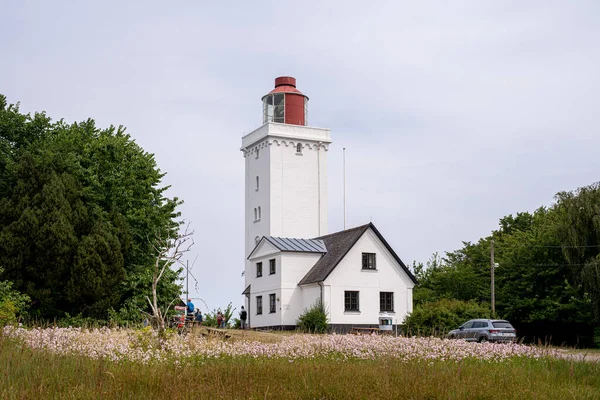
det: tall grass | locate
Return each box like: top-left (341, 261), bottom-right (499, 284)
top-left (1, 335), bottom-right (599, 399)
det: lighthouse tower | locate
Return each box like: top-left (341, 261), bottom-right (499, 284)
top-left (241, 76), bottom-right (331, 263)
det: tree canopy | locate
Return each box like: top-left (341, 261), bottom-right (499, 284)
top-left (0, 95), bottom-right (183, 319)
top-left (411, 183), bottom-right (600, 345)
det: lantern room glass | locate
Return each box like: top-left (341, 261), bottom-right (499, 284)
top-left (262, 93), bottom-right (308, 125)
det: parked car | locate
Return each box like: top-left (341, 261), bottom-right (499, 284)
top-left (447, 319), bottom-right (517, 343)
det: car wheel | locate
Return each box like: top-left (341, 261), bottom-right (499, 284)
top-left (478, 336), bottom-right (488, 343)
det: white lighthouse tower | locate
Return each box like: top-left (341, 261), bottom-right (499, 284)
top-left (240, 77), bottom-right (416, 330)
top-left (241, 77), bottom-right (331, 260)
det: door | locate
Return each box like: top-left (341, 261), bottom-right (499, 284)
top-left (459, 321), bottom-right (474, 339)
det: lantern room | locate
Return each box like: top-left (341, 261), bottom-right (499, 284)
top-left (262, 76), bottom-right (308, 126)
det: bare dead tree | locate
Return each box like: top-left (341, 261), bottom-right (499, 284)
top-left (147, 222), bottom-right (194, 336)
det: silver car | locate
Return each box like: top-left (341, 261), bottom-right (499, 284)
top-left (447, 319), bottom-right (517, 343)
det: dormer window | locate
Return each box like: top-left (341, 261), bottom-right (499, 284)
top-left (296, 143), bottom-right (303, 154)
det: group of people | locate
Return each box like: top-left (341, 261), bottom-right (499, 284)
top-left (185, 298), bottom-right (248, 330)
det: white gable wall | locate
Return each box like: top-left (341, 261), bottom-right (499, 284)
top-left (246, 251), bottom-right (282, 328)
top-left (280, 252), bottom-right (324, 325)
top-left (323, 228), bottom-right (414, 326)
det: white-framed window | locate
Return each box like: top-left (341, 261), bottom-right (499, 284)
top-left (256, 295), bottom-right (263, 314)
top-left (256, 176), bottom-right (259, 191)
top-left (362, 253), bottom-right (376, 270)
top-left (256, 262), bottom-right (263, 278)
top-left (269, 293), bottom-right (276, 313)
top-left (380, 292), bottom-right (394, 312)
top-left (269, 259), bottom-right (276, 275)
top-left (344, 291), bottom-right (359, 312)
top-left (296, 143), bottom-right (303, 154)
top-left (258, 206), bottom-right (261, 220)
top-left (255, 149), bottom-right (260, 159)
top-left (254, 208), bottom-right (257, 221)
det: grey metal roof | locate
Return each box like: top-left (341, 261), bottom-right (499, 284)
top-left (264, 236), bottom-right (327, 253)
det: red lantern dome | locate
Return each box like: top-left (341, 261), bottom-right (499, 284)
top-left (261, 76), bottom-right (308, 126)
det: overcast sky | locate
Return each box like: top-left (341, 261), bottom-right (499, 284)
top-left (2, 1), bottom-right (599, 312)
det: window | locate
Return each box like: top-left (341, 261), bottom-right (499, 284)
top-left (362, 253), bottom-right (376, 270)
top-left (462, 321), bottom-right (474, 329)
top-left (269, 293), bottom-right (276, 313)
top-left (256, 262), bottom-right (262, 277)
top-left (492, 321), bottom-right (513, 329)
top-left (380, 292), bottom-right (394, 312)
top-left (256, 176), bottom-right (259, 191)
top-left (472, 321), bottom-right (487, 328)
top-left (256, 296), bottom-right (263, 315)
top-left (263, 93), bottom-right (286, 124)
top-left (258, 206), bottom-right (261, 220)
top-left (344, 291), bottom-right (359, 312)
top-left (269, 259), bottom-right (276, 275)
top-left (296, 143), bottom-right (303, 154)
top-left (273, 93), bottom-right (285, 123)
top-left (254, 208), bottom-right (257, 221)
top-left (255, 149), bottom-right (260, 159)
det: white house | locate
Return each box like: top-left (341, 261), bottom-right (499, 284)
top-left (241, 77), bottom-right (417, 331)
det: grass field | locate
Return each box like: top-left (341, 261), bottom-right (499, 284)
top-left (2, 328), bottom-right (599, 399)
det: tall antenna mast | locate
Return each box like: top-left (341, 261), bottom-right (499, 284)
top-left (343, 147), bottom-right (346, 230)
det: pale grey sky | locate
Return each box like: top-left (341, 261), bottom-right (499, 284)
top-left (2, 1), bottom-right (599, 312)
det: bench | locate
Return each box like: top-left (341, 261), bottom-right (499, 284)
top-left (351, 327), bottom-right (380, 335)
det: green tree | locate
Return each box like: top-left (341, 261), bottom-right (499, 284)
top-left (0, 95), bottom-right (182, 319)
top-left (0, 268), bottom-right (30, 325)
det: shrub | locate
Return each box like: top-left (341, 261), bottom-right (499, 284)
top-left (0, 271), bottom-right (30, 325)
top-left (297, 300), bottom-right (328, 333)
top-left (403, 299), bottom-right (491, 337)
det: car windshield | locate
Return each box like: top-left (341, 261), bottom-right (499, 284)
top-left (492, 321), bottom-right (513, 328)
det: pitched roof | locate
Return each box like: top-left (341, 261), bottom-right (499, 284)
top-left (247, 236), bottom-right (327, 259)
top-left (298, 223), bottom-right (418, 285)
top-left (265, 236), bottom-right (327, 253)
top-left (242, 284), bottom-right (251, 295)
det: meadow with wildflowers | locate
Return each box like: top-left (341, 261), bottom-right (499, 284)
top-left (2, 326), bottom-right (600, 399)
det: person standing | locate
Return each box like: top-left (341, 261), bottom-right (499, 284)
top-left (216, 311), bottom-right (223, 329)
top-left (239, 306), bottom-right (247, 330)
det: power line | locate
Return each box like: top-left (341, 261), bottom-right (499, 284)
top-left (495, 244), bottom-right (600, 249)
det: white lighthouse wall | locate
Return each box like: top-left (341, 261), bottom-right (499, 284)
top-left (269, 138), bottom-right (328, 239)
top-left (322, 228), bottom-right (415, 326)
top-left (244, 137), bottom-right (272, 297)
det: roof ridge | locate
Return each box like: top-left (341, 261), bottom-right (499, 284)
top-left (314, 223), bottom-right (371, 240)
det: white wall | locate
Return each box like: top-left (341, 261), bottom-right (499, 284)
top-left (280, 253), bottom-right (324, 325)
top-left (246, 251), bottom-right (282, 327)
top-left (242, 122), bottom-right (331, 262)
top-left (269, 134), bottom-right (328, 239)
top-left (324, 228), bottom-right (415, 326)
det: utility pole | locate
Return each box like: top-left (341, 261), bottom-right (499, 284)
top-left (343, 147), bottom-right (346, 230)
top-left (186, 260), bottom-right (189, 300)
top-left (490, 239), bottom-right (495, 315)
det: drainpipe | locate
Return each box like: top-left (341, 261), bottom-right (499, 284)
top-left (318, 282), bottom-right (324, 304)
